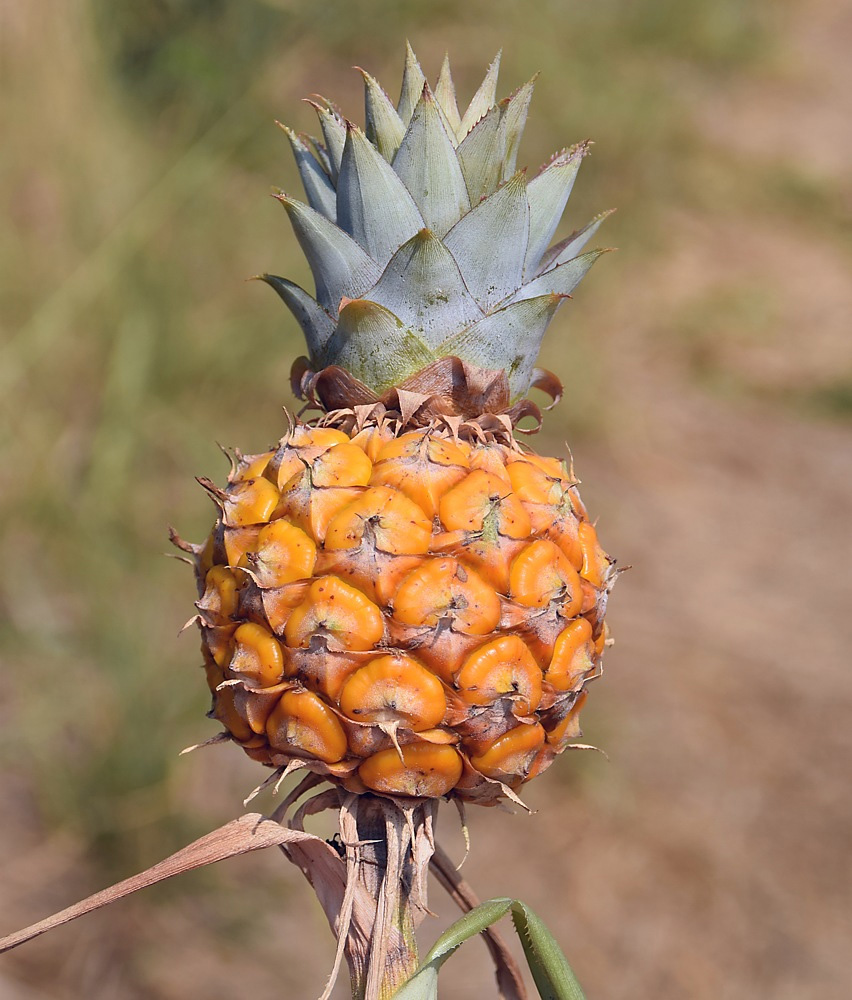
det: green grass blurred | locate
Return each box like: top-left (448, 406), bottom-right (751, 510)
top-left (2, 0), bottom-right (850, 994)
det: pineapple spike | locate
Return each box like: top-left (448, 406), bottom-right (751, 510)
top-left (435, 53), bottom-right (462, 136)
top-left (306, 100), bottom-right (347, 182)
top-left (524, 140), bottom-right (592, 277)
top-left (276, 122), bottom-right (337, 222)
top-left (322, 299), bottom-right (432, 391)
top-left (272, 192), bottom-right (381, 315)
top-left (337, 122), bottom-right (424, 266)
top-left (456, 101), bottom-right (506, 204)
top-left (537, 208), bottom-right (617, 274)
top-left (256, 274), bottom-right (336, 358)
top-left (357, 66), bottom-right (405, 163)
top-left (397, 40), bottom-right (426, 126)
top-left (392, 82), bottom-right (470, 237)
top-left (459, 49), bottom-right (502, 138)
top-left (512, 247), bottom-right (613, 303)
top-left (361, 229), bottom-right (482, 349)
top-left (309, 93), bottom-right (346, 119)
top-left (500, 74), bottom-right (538, 180)
top-left (305, 133), bottom-right (332, 175)
top-left (443, 170), bottom-right (530, 310)
top-left (437, 293), bottom-right (566, 397)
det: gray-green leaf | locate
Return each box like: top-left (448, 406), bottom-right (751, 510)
top-left (278, 124), bottom-right (337, 222)
top-left (337, 124), bottom-right (424, 266)
top-left (276, 194), bottom-right (381, 314)
top-left (258, 275), bottom-right (335, 360)
top-left (524, 143), bottom-right (589, 277)
top-left (456, 102), bottom-right (506, 205)
top-left (512, 249), bottom-right (610, 302)
top-left (458, 50), bottom-right (502, 138)
top-left (438, 294), bottom-right (564, 397)
top-left (443, 171), bottom-right (530, 310)
top-left (536, 209), bottom-right (615, 274)
top-left (361, 67), bottom-right (405, 162)
top-left (363, 229), bottom-right (483, 350)
top-left (434, 53), bottom-right (462, 136)
top-left (393, 84), bottom-right (470, 238)
top-left (322, 299), bottom-right (433, 392)
top-left (311, 103), bottom-right (346, 183)
top-left (397, 41), bottom-right (426, 126)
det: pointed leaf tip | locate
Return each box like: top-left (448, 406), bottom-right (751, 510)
top-left (258, 275), bottom-right (336, 360)
top-left (277, 123), bottom-right (337, 221)
top-left (512, 901), bottom-right (586, 1000)
top-left (337, 124), bottom-right (423, 264)
top-left (393, 84), bottom-right (469, 236)
top-left (536, 209), bottom-right (616, 273)
top-left (278, 197), bottom-right (382, 313)
top-left (515, 248), bottom-right (611, 302)
top-left (398, 41), bottom-right (427, 126)
top-left (524, 145), bottom-right (591, 275)
top-left (459, 50), bottom-right (502, 138)
top-left (435, 53), bottom-right (462, 135)
top-left (359, 66), bottom-right (406, 161)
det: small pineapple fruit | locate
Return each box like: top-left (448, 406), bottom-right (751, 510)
top-left (178, 47), bottom-right (617, 805)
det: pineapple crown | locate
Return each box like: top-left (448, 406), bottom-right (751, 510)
top-left (262, 44), bottom-right (613, 401)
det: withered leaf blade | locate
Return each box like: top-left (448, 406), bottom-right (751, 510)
top-left (0, 813), bottom-right (341, 955)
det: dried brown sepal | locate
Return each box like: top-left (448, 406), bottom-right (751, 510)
top-left (293, 356), bottom-right (562, 439)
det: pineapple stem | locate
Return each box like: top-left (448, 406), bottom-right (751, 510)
top-left (344, 796), bottom-right (421, 1000)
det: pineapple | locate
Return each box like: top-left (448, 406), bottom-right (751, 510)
top-left (178, 46), bottom-right (617, 807)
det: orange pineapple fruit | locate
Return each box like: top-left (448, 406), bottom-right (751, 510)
top-left (177, 47), bottom-right (618, 805)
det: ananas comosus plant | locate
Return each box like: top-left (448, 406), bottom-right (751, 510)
top-left (2, 47), bottom-right (619, 1000)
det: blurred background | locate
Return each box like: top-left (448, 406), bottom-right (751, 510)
top-left (1, 0), bottom-right (850, 997)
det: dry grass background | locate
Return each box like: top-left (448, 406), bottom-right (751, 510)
top-left (1, 0), bottom-right (851, 997)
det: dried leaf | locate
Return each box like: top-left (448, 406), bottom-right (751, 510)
top-left (0, 814), bottom-right (341, 955)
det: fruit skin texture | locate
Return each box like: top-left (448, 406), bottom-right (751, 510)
top-left (186, 422), bottom-right (614, 804)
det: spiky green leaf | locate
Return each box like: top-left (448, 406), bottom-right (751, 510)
top-left (423, 898), bottom-right (516, 966)
top-left (512, 901), bottom-right (586, 1000)
top-left (397, 41), bottom-right (426, 126)
top-left (305, 134), bottom-right (332, 175)
top-left (458, 50), bottom-right (502, 138)
top-left (278, 124), bottom-right (336, 222)
top-left (364, 229), bottom-right (482, 350)
top-left (536, 210), bottom-right (615, 274)
top-left (434, 53), bottom-right (462, 136)
top-left (513, 249), bottom-right (610, 302)
top-left (501, 76), bottom-right (536, 180)
top-left (438, 294), bottom-right (564, 397)
top-left (276, 194), bottom-right (381, 314)
top-left (515, 246), bottom-right (611, 301)
top-left (524, 143), bottom-right (589, 277)
top-left (258, 275), bottom-right (335, 359)
top-left (444, 171), bottom-right (530, 310)
top-left (337, 124), bottom-right (424, 266)
top-left (393, 85), bottom-right (470, 237)
top-left (360, 67), bottom-right (405, 162)
top-left (394, 896), bottom-right (586, 1000)
top-left (311, 103), bottom-right (347, 183)
top-left (456, 102), bottom-right (506, 205)
top-left (322, 299), bottom-right (433, 392)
